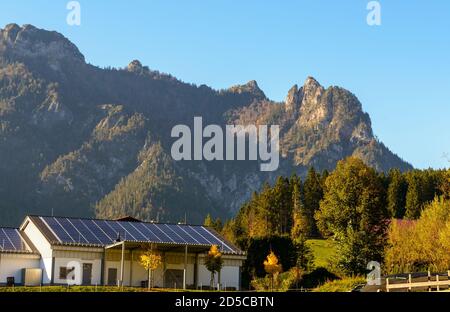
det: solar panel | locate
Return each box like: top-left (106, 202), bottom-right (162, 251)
top-left (69, 218), bottom-right (104, 245)
top-left (35, 216), bottom-right (242, 254)
top-left (103, 220), bottom-right (129, 241)
top-left (158, 224), bottom-right (186, 244)
top-left (119, 222), bottom-right (148, 241)
top-left (129, 222), bottom-right (162, 243)
top-left (0, 228), bottom-right (27, 251)
top-left (41, 216), bottom-right (71, 243)
top-left (79, 219), bottom-right (112, 244)
top-left (57, 218), bottom-right (89, 244)
top-left (195, 226), bottom-right (235, 253)
top-left (145, 223), bottom-right (176, 243)
top-left (91, 219), bottom-right (117, 242)
top-left (175, 225), bottom-right (202, 245)
top-left (183, 225), bottom-right (213, 245)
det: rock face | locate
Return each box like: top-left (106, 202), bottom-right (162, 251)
top-left (0, 23), bottom-right (84, 64)
top-left (0, 24), bottom-right (412, 226)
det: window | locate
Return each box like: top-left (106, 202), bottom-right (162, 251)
top-left (59, 267), bottom-right (75, 280)
top-left (107, 268), bottom-right (117, 286)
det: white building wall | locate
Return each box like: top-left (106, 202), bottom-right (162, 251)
top-left (0, 253), bottom-right (40, 284)
top-left (53, 257), bottom-right (102, 285)
top-left (41, 257), bottom-right (53, 284)
top-left (164, 262), bottom-right (195, 288)
top-left (105, 260), bottom-right (148, 287)
top-left (197, 256), bottom-right (243, 290)
top-left (197, 265), bottom-right (240, 290)
top-left (218, 266), bottom-right (240, 290)
top-left (103, 260), bottom-right (195, 288)
top-left (22, 218), bottom-right (53, 283)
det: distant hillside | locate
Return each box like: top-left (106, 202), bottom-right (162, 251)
top-left (0, 24), bottom-right (412, 226)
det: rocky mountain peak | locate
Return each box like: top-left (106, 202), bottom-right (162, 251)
top-left (302, 76), bottom-right (324, 102)
top-left (285, 77), bottom-right (326, 116)
top-left (2, 23), bottom-right (21, 42)
top-left (0, 23), bottom-right (85, 63)
top-left (228, 80), bottom-right (266, 99)
top-left (285, 84), bottom-right (300, 114)
top-left (127, 59), bottom-right (150, 74)
top-left (296, 77), bottom-right (329, 126)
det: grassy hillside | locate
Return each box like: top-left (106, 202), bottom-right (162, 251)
top-left (307, 239), bottom-right (337, 268)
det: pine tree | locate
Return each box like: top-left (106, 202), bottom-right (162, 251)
top-left (405, 172), bottom-right (423, 219)
top-left (290, 174), bottom-right (309, 238)
top-left (303, 167), bottom-right (323, 237)
top-left (256, 183), bottom-right (275, 236)
top-left (273, 176), bottom-right (292, 234)
top-left (213, 218), bottom-right (223, 232)
top-left (293, 234), bottom-right (314, 271)
top-left (387, 169), bottom-right (407, 218)
top-left (440, 170), bottom-right (450, 199)
top-left (204, 214), bottom-right (223, 232)
top-left (204, 214), bottom-right (214, 227)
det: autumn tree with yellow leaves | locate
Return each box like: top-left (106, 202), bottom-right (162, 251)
top-left (204, 245), bottom-right (224, 289)
top-left (139, 249), bottom-right (162, 289)
top-left (385, 197), bottom-right (450, 273)
top-left (264, 251), bottom-right (283, 291)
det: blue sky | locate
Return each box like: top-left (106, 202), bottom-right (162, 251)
top-left (1, 0), bottom-right (449, 169)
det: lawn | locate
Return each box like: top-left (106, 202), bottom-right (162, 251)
top-left (0, 286), bottom-right (208, 292)
top-left (307, 239), bottom-right (337, 268)
top-left (313, 276), bottom-right (366, 292)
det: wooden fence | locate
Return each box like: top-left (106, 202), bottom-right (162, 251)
top-left (386, 271), bottom-right (450, 292)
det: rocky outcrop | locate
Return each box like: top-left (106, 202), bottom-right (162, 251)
top-left (0, 24), bottom-right (84, 64)
top-left (228, 80), bottom-right (266, 99)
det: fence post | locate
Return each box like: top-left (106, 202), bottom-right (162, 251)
top-left (436, 275), bottom-right (440, 292)
top-left (386, 278), bottom-right (389, 292)
top-left (448, 271), bottom-right (450, 284)
top-left (408, 274), bottom-right (412, 292)
top-left (428, 271), bottom-right (431, 292)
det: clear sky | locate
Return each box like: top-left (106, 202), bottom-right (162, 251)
top-left (1, 0), bottom-right (449, 169)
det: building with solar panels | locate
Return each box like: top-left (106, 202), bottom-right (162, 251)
top-left (0, 215), bottom-right (246, 290)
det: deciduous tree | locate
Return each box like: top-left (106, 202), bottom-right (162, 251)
top-left (139, 249), bottom-right (162, 289)
top-left (204, 245), bottom-right (224, 289)
top-left (264, 251), bottom-right (282, 291)
top-left (315, 157), bottom-right (388, 274)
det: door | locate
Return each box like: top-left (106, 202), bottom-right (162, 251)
top-left (164, 269), bottom-right (184, 289)
top-left (82, 263), bottom-right (93, 285)
top-left (107, 268), bottom-right (118, 286)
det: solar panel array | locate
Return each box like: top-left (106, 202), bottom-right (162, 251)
top-left (38, 216), bottom-right (240, 254)
top-left (0, 228), bottom-right (28, 252)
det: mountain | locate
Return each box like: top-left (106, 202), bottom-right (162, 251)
top-left (0, 24), bottom-right (412, 226)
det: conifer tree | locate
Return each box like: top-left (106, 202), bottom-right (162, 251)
top-left (303, 167), bottom-right (323, 237)
top-left (405, 172), bottom-right (423, 219)
top-left (387, 169), bottom-right (407, 218)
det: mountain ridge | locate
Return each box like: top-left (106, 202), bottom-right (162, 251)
top-left (0, 24), bottom-right (412, 226)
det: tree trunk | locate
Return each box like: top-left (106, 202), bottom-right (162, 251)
top-left (210, 272), bottom-right (214, 290)
top-left (271, 274), bottom-right (274, 291)
top-left (148, 269), bottom-right (151, 290)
